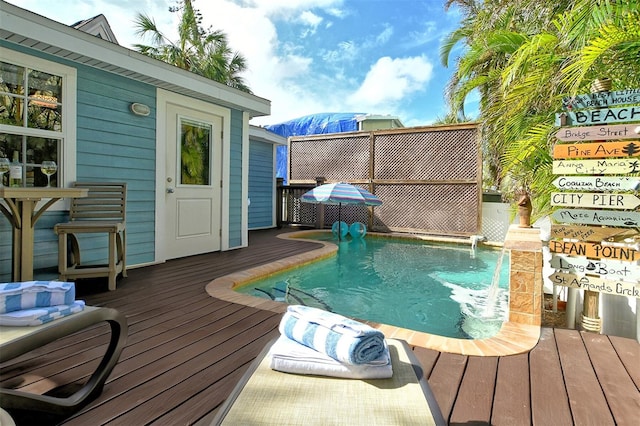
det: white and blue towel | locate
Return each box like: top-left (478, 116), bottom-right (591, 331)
top-left (0, 300), bottom-right (85, 326)
top-left (279, 305), bottom-right (386, 365)
top-left (0, 281), bottom-right (76, 314)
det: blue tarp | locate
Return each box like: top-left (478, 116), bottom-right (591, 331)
top-left (265, 113), bottom-right (364, 184)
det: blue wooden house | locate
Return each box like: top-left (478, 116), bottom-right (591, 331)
top-left (0, 1), bottom-right (285, 281)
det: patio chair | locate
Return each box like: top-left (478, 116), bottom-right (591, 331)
top-left (212, 338), bottom-right (446, 425)
top-left (0, 306), bottom-right (127, 416)
top-left (54, 182), bottom-right (127, 291)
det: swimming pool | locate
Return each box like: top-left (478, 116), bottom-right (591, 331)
top-left (236, 233), bottom-right (510, 339)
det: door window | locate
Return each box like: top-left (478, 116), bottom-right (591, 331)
top-left (179, 118), bottom-right (212, 186)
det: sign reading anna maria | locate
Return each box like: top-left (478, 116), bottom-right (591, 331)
top-left (562, 88), bottom-right (640, 110)
top-left (555, 105), bottom-right (640, 126)
top-left (552, 158), bottom-right (640, 175)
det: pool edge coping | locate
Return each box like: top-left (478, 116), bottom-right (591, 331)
top-left (205, 230), bottom-right (541, 356)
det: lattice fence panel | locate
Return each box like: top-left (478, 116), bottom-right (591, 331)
top-left (372, 184), bottom-right (479, 235)
top-left (290, 135), bottom-right (370, 181)
top-left (374, 128), bottom-right (478, 180)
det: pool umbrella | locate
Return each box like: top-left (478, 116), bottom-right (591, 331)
top-left (300, 182), bottom-right (382, 240)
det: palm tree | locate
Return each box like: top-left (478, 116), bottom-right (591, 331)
top-left (133, 0), bottom-right (251, 93)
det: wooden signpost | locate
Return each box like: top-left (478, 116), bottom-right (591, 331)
top-left (555, 105), bottom-right (640, 126)
top-left (550, 192), bottom-right (640, 210)
top-left (548, 272), bottom-right (640, 298)
top-left (548, 240), bottom-right (639, 262)
top-left (555, 124), bottom-right (640, 142)
top-left (550, 224), bottom-right (637, 242)
top-left (550, 254), bottom-right (640, 282)
top-left (552, 158), bottom-right (640, 175)
top-left (553, 141), bottom-right (639, 159)
top-left (551, 209), bottom-right (640, 227)
top-left (552, 176), bottom-right (639, 191)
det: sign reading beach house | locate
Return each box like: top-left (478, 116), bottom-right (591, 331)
top-left (562, 88), bottom-right (640, 109)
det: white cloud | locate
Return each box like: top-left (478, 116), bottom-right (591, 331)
top-left (348, 56), bottom-right (434, 109)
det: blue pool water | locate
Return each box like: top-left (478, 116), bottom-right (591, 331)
top-left (237, 234), bottom-right (510, 339)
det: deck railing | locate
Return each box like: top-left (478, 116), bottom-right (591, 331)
top-left (276, 178), bottom-right (317, 228)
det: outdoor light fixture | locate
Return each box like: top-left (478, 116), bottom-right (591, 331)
top-left (130, 102), bottom-right (151, 116)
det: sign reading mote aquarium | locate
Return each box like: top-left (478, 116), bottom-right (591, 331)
top-left (562, 88), bottom-right (640, 110)
top-left (550, 224), bottom-right (637, 242)
top-left (552, 209), bottom-right (640, 227)
top-left (552, 158), bottom-right (640, 175)
top-left (555, 123), bottom-right (640, 142)
top-left (549, 272), bottom-right (640, 298)
top-left (555, 106), bottom-right (640, 126)
top-left (553, 141), bottom-right (640, 159)
top-left (550, 192), bottom-right (640, 209)
top-left (549, 240), bottom-right (639, 262)
top-left (550, 254), bottom-right (640, 282)
top-left (552, 176), bottom-right (639, 191)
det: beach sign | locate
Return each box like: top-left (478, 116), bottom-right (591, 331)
top-left (550, 224), bottom-right (637, 242)
top-left (562, 88), bottom-right (640, 110)
top-left (555, 105), bottom-right (640, 126)
top-left (548, 240), bottom-right (639, 262)
top-left (548, 272), bottom-right (640, 298)
top-left (550, 192), bottom-right (640, 210)
top-left (552, 158), bottom-right (640, 175)
top-left (553, 141), bottom-right (639, 159)
top-left (552, 176), bottom-right (639, 191)
top-left (555, 123), bottom-right (640, 142)
top-left (550, 254), bottom-right (639, 283)
top-left (551, 209), bottom-right (640, 227)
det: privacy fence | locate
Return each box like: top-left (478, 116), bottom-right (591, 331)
top-left (278, 123), bottom-right (482, 237)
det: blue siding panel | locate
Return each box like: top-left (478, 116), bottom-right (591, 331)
top-left (248, 140), bottom-right (274, 229)
top-left (227, 109), bottom-right (244, 248)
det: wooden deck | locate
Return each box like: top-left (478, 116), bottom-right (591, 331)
top-left (1, 228), bottom-right (638, 425)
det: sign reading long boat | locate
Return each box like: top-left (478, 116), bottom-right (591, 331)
top-left (555, 105), bottom-right (640, 126)
top-left (555, 123), bottom-right (640, 142)
top-left (553, 141), bottom-right (640, 159)
top-left (550, 254), bottom-right (640, 282)
top-left (552, 176), bottom-right (639, 191)
top-left (549, 240), bottom-right (639, 262)
top-left (549, 272), bottom-right (640, 298)
top-left (552, 209), bottom-right (640, 227)
top-left (550, 192), bottom-right (640, 209)
top-left (552, 158), bottom-right (640, 175)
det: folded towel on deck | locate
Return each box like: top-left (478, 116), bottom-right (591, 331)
top-left (279, 305), bottom-right (386, 365)
top-left (0, 301), bottom-right (85, 326)
top-left (269, 335), bottom-right (393, 379)
top-left (0, 281), bottom-right (76, 314)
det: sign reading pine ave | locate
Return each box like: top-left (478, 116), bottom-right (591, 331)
top-left (550, 254), bottom-right (640, 283)
top-left (550, 192), bottom-right (640, 209)
top-left (552, 176), bottom-right (639, 191)
top-left (552, 209), bottom-right (640, 227)
top-left (550, 224), bottom-right (637, 242)
top-left (555, 123), bottom-right (640, 142)
top-left (549, 272), bottom-right (640, 298)
top-left (552, 158), bottom-right (640, 175)
top-left (549, 240), bottom-right (639, 262)
top-left (553, 141), bottom-right (639, 159)
top-left (555, 105), bottom-right (640, 126)
top-left (562, 88), bottom-right (640, 110)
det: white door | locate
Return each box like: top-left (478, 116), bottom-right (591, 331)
top-left (164, 103), bottom-right (222, 259)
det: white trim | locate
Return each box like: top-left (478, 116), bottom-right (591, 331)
top-left (241, 111), bottom-right (250, 248)
top-left (0, 46), bottom-right (76, 210)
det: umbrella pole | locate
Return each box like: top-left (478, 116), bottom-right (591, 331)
top-left (338, 203), bottom-right (342, 241)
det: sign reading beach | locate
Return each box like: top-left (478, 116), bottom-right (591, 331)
top-left (555, 105), bottom-right (640, 126)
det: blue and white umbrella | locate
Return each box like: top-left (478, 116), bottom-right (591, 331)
top-left (300, 182), bottom-right (382, 239)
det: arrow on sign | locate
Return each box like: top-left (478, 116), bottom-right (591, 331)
top-left (552, 176), bottom-right (640, 191)
top-left (552, 209), bottom-right (640, 227)
top-left (552, 158), bottom-right (640, 175)
top-left (548, 272), bottom-right (640, 298)
top-left (551, 192), bottom-right (640, 210)
top-left (555, 124), bottom-right (640, 142)
top-left (550, 254), bottom-right (640, 283)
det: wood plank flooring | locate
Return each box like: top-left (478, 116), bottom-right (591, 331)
top-left (1, 227), bottom-right (638, 425)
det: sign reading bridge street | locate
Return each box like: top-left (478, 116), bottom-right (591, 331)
top-left (550, 254), bottom-right (640, 283)
top-left (562, 88), bottom-right (640, 110)
top-left (552, 158), bottom-right (640, 175)
top-left (553, 141), bottom-right (640, 159)
top-left (551, 209), bottom-right (640, 227)
top-left (555, 105), bottom-right (640, 126)
top-left (555, 123), bottom-right (640, 142)
top-left (549, 272), bottom-right (640, 298)
top-left (552, 176), bottom-right (639, 191)
top-left (550, 192), bottom-right (640, 209)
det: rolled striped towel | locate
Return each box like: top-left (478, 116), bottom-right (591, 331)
top-left (0, 281), bottom-right (76, 314)
top-left (0, 300), bottom-right (85, 326)
top-left (279, 305), bottom-right (386, 365)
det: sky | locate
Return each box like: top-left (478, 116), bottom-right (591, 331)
top-left (7, 0), bottom-right (476, 128)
